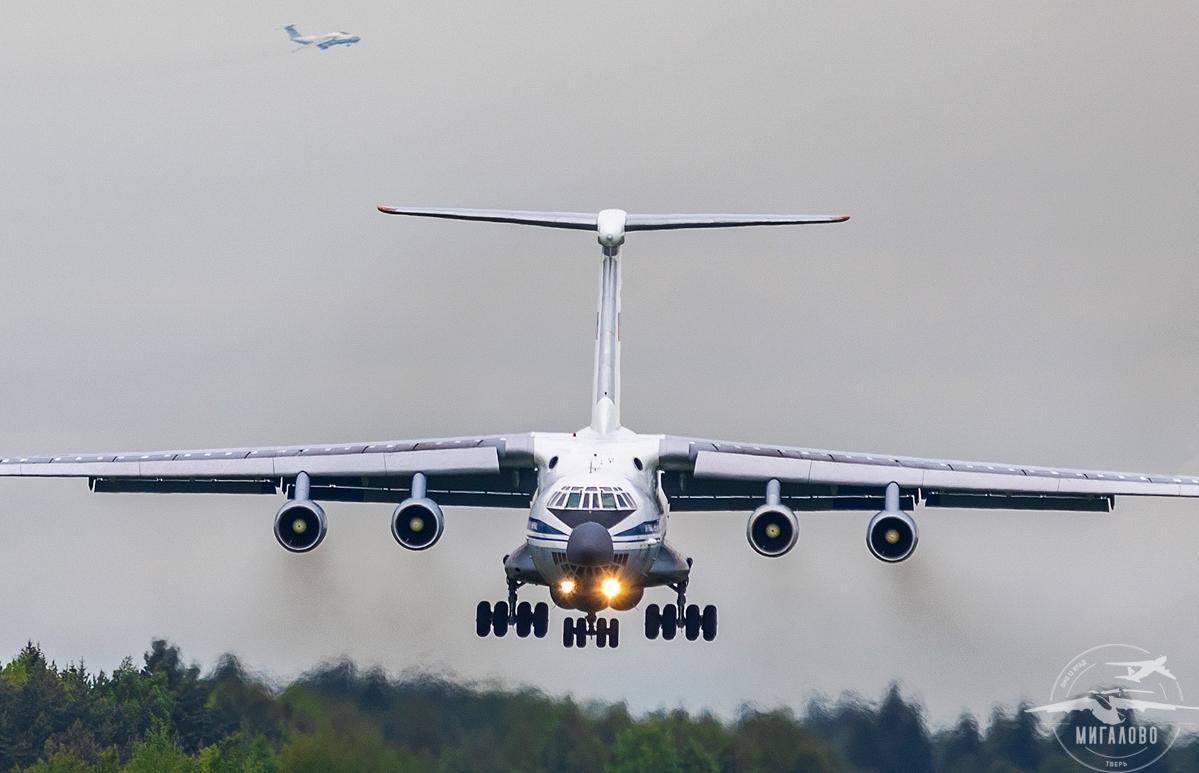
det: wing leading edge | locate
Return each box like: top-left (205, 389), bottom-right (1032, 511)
top-left (0, 434), bottom-right (538, 508)
top-left (658, 435), bottom-right (1199, 512)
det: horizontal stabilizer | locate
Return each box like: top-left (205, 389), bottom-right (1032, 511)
top-left (377, 207), bottom-right (849, 232)
top-left (376, 207), bottom-right (597, 229)
top-left (625, 213), bottom-right (849, 230)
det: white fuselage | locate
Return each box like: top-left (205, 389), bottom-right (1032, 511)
top-left (294, 32), bottom-right (361, 49)
top-left (524, 429), bottom-right (669, 589)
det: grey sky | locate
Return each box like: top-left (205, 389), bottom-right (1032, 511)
top-left (1, 1), bottom-right (1198, 725)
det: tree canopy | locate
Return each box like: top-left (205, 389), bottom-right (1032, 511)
top-left (0, 640), bottom-right (1192, 772)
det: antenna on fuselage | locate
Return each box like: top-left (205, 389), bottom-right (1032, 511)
top-left (377, 206), bottom-right (850, 434)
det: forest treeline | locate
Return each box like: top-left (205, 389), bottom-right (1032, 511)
top-left (0, 639), bottom-right (1195, 772)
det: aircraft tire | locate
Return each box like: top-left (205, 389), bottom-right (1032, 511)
top-left (515, 602), bottom-right (533, 638)
top-left (645, 604), bottom-right (661, 640)
top-left (684, 604), bottom-right (702, 641)
top-left (532, 602), bottom-right (549, 638)
top-left (575, 618), bottom-right (588, 648)
top-left (608, 618), bottom-right (620, 648)
top-left (661, 604), bottom-right (678, 641)
top-left (492, 601), bottom-right (509, 637)
top-left (475, 601), bottom-right (492, 638)
top-left (562, 617), bottom-right (574, 648)
top-left (596, 618), bottom-right (608, 648)
top-left (701, 605), bottom-right (718, 642)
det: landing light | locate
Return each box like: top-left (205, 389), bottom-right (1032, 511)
top-left (559, 579), bottom-right (576, 595)
top-left (600, 577), bottom-right (621, 600)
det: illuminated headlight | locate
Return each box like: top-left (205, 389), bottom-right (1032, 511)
top-left (600, 577), bottom-right (621, 599)
top-left (559, 579), bottom-right (576, 595)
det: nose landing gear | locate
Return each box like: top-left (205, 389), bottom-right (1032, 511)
top-left (564, 613), bottom-right (621, 648)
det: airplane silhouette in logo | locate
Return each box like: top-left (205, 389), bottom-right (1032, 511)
top-left (1027, 688), bottom-right (1199, 726)
top-left (1107, 656), bottom-right (1176, 684)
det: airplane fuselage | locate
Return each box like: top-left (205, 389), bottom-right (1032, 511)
top-left (504, 429), bottom-right (690, 613)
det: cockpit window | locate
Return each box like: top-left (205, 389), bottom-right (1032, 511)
top-left (552, 485), bottom-right (633, 511)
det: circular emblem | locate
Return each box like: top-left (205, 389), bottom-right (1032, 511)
top-left (1029, 644), bottom-right (1194, 771)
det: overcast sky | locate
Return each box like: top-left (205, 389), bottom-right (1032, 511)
top-left (1, 1), bottom-right (1198, 726)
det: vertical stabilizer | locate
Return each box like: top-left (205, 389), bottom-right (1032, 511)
top-left (375, 205), bottom-right (849, 435)
top-left (590, 211), bottom-right (625, 433)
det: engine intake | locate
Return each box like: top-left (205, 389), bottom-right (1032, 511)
top-left (392, 499), bottom-right (444, 550)
top-left (867, 487), bottom-right (918, 562)
top-left (747, 504), bottom-right (799, 557)
top-left (274, 500), bottom-right (327, 553)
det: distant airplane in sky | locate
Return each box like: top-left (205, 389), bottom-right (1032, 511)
top-left (284, 25), bottom-right (361, 50)
top-left (1108, 656), bottom-right (1176, 683)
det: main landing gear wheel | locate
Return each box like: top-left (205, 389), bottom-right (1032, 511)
top-left (477, 595), bottom-right (548, 640)
top-left (492, 601), bottom-right (510, 637)
top-left (645, 604), bottom-right (662, 640)
top-left (643, 594), bottom-right (718, 643)
top-left (701, 604), bottom-right (717, 641)
top-left (684, 604), bottom-right (702, 641)
top-left (515, 602), bottom-right (533, 638)
top-left (532, 602), bottom-right (549, 638)
top-left (660, 603), bottom-right (678, 640)
top-left (476, 601), bottom-right (492, 638)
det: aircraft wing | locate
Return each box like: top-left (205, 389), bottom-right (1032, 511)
top-left (658, 435), bottom-right (1199, 512)
top-left (0, 433), bottom-right (537, 508)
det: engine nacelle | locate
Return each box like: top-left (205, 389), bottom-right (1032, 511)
top-left (392, 498), bottom-right (445, 550)
top-left (274, 499), bottom-right (327, 553)
top-left (867, 508), bottom-right (918, 562)
top-left (746, 504), bottom-right (799, 557)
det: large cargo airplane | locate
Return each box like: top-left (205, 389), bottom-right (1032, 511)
top-left (4, 207), bottom-right (1199, 649)
top-left (283, 25), bottom-right (360, 50)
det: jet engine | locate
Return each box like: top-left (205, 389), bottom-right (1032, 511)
top-left (274, 499), bottom-right (327, 553)
top-left (867, 507), bottom-right (918, 562)
top-left (391, 473), bottom-right (445, 550)
top-left (746, 503), bottom-right (799, 557)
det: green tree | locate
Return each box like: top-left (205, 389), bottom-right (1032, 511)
top-left (606, 722), bottom-right (681, 773)
top-left (122, 723), bottom-right (194, 773)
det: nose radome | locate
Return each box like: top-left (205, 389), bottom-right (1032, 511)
top-left (566, 521), bottom-right (614, 566)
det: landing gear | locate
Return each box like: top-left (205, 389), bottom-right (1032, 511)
top-left (476, 595), bottom-right (548, 639)
top-left (644, 583), bottom-right (718, 642)
top-left (564, 613), bottom-right (621, 648)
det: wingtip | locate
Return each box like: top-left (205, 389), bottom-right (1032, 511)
top-left (836, 214), bottom-right (851, 222)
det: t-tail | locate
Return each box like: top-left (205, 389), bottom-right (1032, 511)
top-left (284, 25), bottom-right (306, 43)
top-left (376, 207), bottom-right (850, 434)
